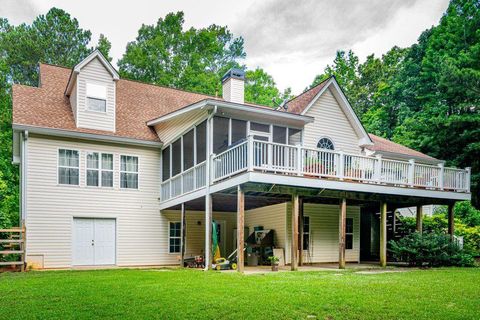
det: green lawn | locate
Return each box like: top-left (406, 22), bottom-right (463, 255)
top-left (0, 268), bottom-right (479, 319)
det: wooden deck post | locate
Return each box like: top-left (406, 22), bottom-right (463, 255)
top-left (291, 194), bottom-right (299, 271)
top-left (237, 185), bottom-right (245, 273)
top-left (298, 197), bottom-right (304, 267)
top-left (416, 205), bottom-right (423, 234)
top-left (339, 198), bottom-right (346, 269)
top-left (180, 203), bottom-right (186, 267)
top-left (448, 203), bottom-right (455, 241)
top-left (204, 194), bottom-right (212, 270)
top-left (380, 201), bottom-right (387, 268)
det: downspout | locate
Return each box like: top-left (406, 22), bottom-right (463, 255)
top-left (204, 105), bottom-right (217, 270)
top-left (20, 130), bottom-right (28, 226)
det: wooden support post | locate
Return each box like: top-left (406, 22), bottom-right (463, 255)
top-left (204, 194), bottom-right (212, 270)
top-left (339, 198), bottom-right (346, 269)
top-left (416, 205), bottom-right (423, 233)
top-left (298, 197), bottom-right (304, 267)
top-left (237, 186), bottom-right (245, 273)
top-left (380, 201), bottom-right (387, 268)
top-left (291, 194), bottom-right (299, 271)
top-left (180, 203), bottom-right (186, 268)
top-left (448, 203), bottom-right (455, 241)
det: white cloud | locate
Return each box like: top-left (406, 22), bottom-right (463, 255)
top-left (2, 0), bottom-right (449, 94)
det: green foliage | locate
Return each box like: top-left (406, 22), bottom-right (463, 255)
top-left (245, 68), bottom-right (292, 107)
top-left (118, 12), bottom-right (246, 97)
top-left (0, 8), bottom-right (112, 227)
top-left (96, 34), bottom-right (112, 62)
top-left (389, 232), bottom-right (475, 267)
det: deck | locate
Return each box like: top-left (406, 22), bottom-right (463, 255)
top-left (160, 136), bottom-right (471, 204)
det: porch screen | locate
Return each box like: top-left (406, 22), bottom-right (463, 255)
top-left (288, 128), bottom-right (302, 145)
top-left (162, 146), bottom-right (170, 181)
top-left (183, 129), bottom-right (194, 170)
top-left (196, 121), bottom-right (207, 164)
top-left (172, 139), bottom-right (182, 176)
top-left (213, 116), bottom-right (229, 154)
top-left (231, 119), bottom-right (247, 145)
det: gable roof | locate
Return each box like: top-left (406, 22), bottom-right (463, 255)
top-left (285, 77), bottom-right (331, 114)
top-left (367, 134), bottom-right (439, 163)
top-left (13, 63), bottom-right (215, 143)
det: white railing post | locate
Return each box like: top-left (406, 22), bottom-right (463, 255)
top-left (438, 162), bottom-right (444, 190)
top-left (375, 154), bottom-right (382, 183)
top-left (408, 159), bottom-right (415, 187)
top-left (209, 154), bottom-right (215, 185)
top-left (466, 167), bottom-right (471, 192)
top-left (296, 144), bottom-right (302, 176)
top-left (247, 135), bottom-right (254, 171)
top-left (338, 151), bottom-right (345, 180)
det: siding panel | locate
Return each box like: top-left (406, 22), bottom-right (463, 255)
top-left (303, 88), bottom-right (361, 154)
top-left (76, 58), bottom-right (116, 132)
top-left (153, 109), bottom-right (208, 145)
top-left (25, 135), bottom-right (163, 268)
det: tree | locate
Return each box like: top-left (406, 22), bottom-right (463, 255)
top-left (96, 34), bottom-right (112, 62)
top-left (244, 68), bottom-right (292, 107)
top-left (0, 8), bottom-right (111, 227)
top-left (118, 12), bottom-right (246, 96)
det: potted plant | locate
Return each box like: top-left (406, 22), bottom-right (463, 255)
top-left (268, 255), bottom-right (280, 271)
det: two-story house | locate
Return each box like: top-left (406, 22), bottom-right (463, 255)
top-left (12, 50), bottom-right (471, 270)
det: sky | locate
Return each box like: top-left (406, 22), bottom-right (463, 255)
top-left (1, 0), bottom-right (449, 94)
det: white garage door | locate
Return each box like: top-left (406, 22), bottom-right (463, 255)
top-left (73, 218), bottom-right (116, 266)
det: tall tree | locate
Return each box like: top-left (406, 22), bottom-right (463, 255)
top-left (118, 12), bottom-right (246, 96)
top-left (245, 68), bottom-right (292, 107)
top-left (0, 8), bottom-right (111, 227)
top-left (96, 34), bottom-right (112, 62)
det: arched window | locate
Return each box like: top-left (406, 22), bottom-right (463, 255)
top-left (317, 137), bottom-right (334, 150)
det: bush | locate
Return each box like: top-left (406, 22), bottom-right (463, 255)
top-left (389, 232), bottom-right (475, 267)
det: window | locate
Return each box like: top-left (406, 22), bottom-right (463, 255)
top-left (273, 126), bottom-right (287, 144)
top-left (213, 116), bottom-right (229, 154)
top-left (86, 152), bottom-right (113, 187)
top-left (101, 154), bottom-right (114, 187)
top-left (183, 129), bottom-right (194, 170)
top-left (86, 83), bottom-right (107, 112)
top-left (169, 222), bottom-right (181, 253)
top-left (303, 216), bottom-right (310, 250)
top-left (120, 155), bottom-right (138, 189)
top-left (196, 121), bottom-right (207, 164)
top-left (162, 146), bottom-right (171, 181)
top-left (317, 137), bottom-right (334, 150)
top-left (58, 149), bottom-right (79, 185)
top-left (346, 218), bottom-right (354, 249)
top-left (250, 122), bottom-right (270, 133)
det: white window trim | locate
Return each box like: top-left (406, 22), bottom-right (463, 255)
top-left (85, 152), bottom-right (114, 188)
top-left (120, 154), bottom-right (139, 190)
top-left (57, 148), bottom-right (80, 186)
top-left (168, 221), bottom-right (182, 254)
top-left (346, 217), bottom-right (354, 250)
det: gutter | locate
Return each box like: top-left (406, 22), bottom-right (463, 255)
top-left (12, 124), bottom-right (163, 148)
top-left (147, 99), bottom-right (314, 127)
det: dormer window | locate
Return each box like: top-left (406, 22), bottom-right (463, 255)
top-left (86, 83), bottom-right (107, 112)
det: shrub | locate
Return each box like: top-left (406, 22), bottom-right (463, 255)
top-left (389, 232), bottom-right (475, 267)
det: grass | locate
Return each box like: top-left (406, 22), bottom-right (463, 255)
top-left (0, 268), bottom-right (479, 319)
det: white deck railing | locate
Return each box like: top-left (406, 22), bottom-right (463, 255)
top-left (161, 161), bottom-right (207, 201)
top-left (211, 137), bottom-right (471, 193)
top-left (161, 137), bottom-right (471, 202)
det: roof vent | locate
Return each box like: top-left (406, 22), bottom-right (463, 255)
top-left (222, 68), bottom-right (245, 104)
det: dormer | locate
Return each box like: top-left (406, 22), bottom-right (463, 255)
top-left (65, 50), bottom-right (119, 132)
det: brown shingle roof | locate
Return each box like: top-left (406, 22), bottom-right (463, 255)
top-left (13, 63), bottom-right (217, 142)
top-left (367, 134), bottom-right (438, 162)
top-left (284, 77), bottom-right (331, 114)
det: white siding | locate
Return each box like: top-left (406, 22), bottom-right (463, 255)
top-left (303, 88), bottom-right (361, 154)
top-left (222, 78), bottom-right (244, 104)
top-left (162, 211), bottom-right (237, 259)
top-left (244, 203), bottom-right (287, 252)
top-left (154, 109), bottom-right (208, 145)
top-left (25, 135), bottom-right (164, 268)
top-left (76, 58), bottom-right (116, 132)
top-left (286, 203), bottom-right (360, 263)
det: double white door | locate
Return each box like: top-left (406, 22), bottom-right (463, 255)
top-left (73, 218), bottom-right (116, 266)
